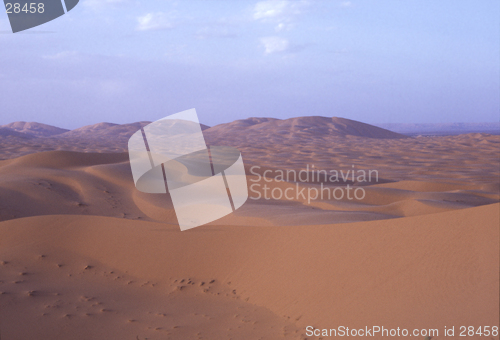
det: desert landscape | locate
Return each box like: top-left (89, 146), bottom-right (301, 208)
top-left (0, 117), bottom-right (499, 339)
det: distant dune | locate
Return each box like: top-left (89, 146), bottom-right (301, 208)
top-left (2, 118), bottom-right (498, 141)
top-left (1, 116), bottom-right (406, 143)
top-left (377, 122), bottom-right (500, 136)
top-left (58, 122), bottom-right (152, 140)
top-left (1, 121), bottom-right (69, 137)
top-left (205, 116), bottom-right (408, 143)
top-left (0, 127), bottom-right (35, 139)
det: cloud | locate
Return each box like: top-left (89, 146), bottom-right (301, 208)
top-left (136, 12), bottom-right (173, 31)
top-left (253, 0), bottom-right (288, 20)
top-left (42, 51), bottom-right (80, 60)
top-left (275, 23), bottom-right (286, 32)
top-left (253, 0), bottom-right (309, 32)
top-left (339, 1), bottom-right (352, 8)
top-left (260, 36), bottom-right (289, 54)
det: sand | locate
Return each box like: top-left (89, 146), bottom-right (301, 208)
top-left (0, 117), bottom-right (498, 339)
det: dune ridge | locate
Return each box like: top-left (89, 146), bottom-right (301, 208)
top-left (0, 150), bottom-right (498, 225)
top-left (0, 121), bottom-right (69, 137)
top-left (205, 116), bottom-right (408, 140)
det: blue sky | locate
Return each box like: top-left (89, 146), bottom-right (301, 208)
top-left (0, 0), bottom-right (499, 129)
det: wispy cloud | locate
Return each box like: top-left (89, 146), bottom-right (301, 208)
top-left (260, 36), bottom-right (289, 54)
top-left (253, 0), bottom-right (310, 55)
top-left (136, 12), bottom-right (173, 31)
top-left (253, 0), bottom-right (288, 20)
top-left (339, 1), bottom-right (352, 8)
top-left (42, 51), bottom-right (80, 60)
top-left (253, 0), bottom-right (309, 31)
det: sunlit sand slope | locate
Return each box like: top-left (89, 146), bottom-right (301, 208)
top-left (0, 204), bottom-right (498, 339)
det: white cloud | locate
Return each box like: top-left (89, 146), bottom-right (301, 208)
top-left (260, 36), bottom-right (289, 54)
top-left (136, 12), bottom-right (173, 31)
top-left (275, 22), bottom-right (290, 32)
top-left (253, 0), bottom-right (288, 20)
top-left (253, 0), bottom-right (308, 33)
top-left (340, 1), bottom-right (352, 8)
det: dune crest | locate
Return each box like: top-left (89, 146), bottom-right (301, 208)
top-left (1, 121), bottom-right (69, 137)
top-left (205, 116), bottom-right (408, 141)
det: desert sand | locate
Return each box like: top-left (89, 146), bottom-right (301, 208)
top-left (0, 117), bottom-right (499, 339)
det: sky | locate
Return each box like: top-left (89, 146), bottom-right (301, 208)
top-left (0, 0), bottom-right (499, 129)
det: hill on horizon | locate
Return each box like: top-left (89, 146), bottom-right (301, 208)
top-left (0, 121), bottom-right (69, 138)
top-left (209, 116), bottom-right (407, 138)
top-left (0, 116), bottom-right (407, 141)
top-left (58, 122), bottom-right (152, 140)
top-left (377, 122), bottom-right (500, 136)
top-left (2, 116), bottom-right (499, 143)
top-left (0, 127), bottom-right (36, 139)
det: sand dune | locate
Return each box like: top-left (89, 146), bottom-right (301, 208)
top-left (0, 116), bottom-right (499, 339)
top-left (59, 121), bottom-right (210, 140)
top-left (0, 205), bottom-right (498, 339)
top-left (1, 150), bottom-right (497, 225)
top-left (205, 116), bottom-right (408, 144)
top-left (58, 122), bottom-right (151, 139)
top-left (378, 122), bottom-right (500, 135)
top-left (0, 127), bottom-right (35, 139)
top-left (1, 121), bottom-right (69, 137)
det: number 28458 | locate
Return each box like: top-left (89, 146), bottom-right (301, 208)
top-left (5, 3), bottom-right (45, 14)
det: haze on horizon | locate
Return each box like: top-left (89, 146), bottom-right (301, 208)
top-left (0, 0), bottom-right (499, 129)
